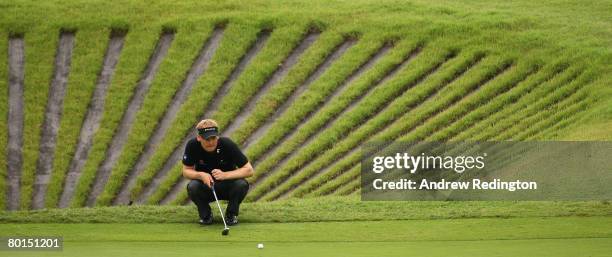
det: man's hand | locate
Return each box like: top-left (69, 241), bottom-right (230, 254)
top-left (200, 172), bottom-right (214, 188)
top-left (211, 169), bottom-right (228, 181)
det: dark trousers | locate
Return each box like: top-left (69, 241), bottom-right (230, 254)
top-left (186, 178), bottom-right (249, 219)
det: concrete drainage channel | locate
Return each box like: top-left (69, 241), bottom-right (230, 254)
top-left (7, 36), bottom-right (25, 211)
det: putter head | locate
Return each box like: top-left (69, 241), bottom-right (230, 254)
top-left (222, 228), bottom-right (229, 236)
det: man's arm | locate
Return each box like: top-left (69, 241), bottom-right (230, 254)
top-left (183, 165), bottom-right (213, 188)
top-left (211, 162), bottom-right (254, 181)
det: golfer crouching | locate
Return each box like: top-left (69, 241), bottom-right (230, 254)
top-left (182, 119), bottom-right (253, 226)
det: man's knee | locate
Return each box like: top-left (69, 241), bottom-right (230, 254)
top-left (233, 179), bottom-right (249, 193)
top-left (187, 179), bottom-right (205, 194)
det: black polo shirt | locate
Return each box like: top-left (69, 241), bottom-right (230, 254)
top-left (182, 137), bottom-right (248, 173)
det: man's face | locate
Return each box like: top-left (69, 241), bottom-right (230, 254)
top-left (199, 135), bottom-right (219, 152)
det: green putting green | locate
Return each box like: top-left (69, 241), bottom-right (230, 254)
top-left (1, 217), bottom-right (611, 257)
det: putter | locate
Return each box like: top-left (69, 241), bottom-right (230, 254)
top-left (211, 182), bottom-right (230, 236)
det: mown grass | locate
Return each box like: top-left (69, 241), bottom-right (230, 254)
top-left (1, 217), bottom-right (612, 257)
top-left (0, 33), bottom-right (8, 210)
top-left (18, 223), bottom-right (612, 253)
top-left (1, 196), bottom-right (611, 223)
top-left (93, 24), bottom-right (216, 206)
top-left (45, 28), bottom-right (109, 208)
top-left (3, 0), bottom-right (610, 53)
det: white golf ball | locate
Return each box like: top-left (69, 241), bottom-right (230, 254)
top-left (257, 243), bottom-right (264, 249)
